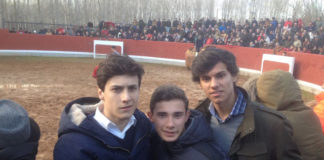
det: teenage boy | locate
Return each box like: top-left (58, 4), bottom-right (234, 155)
top-left (191, 46), bottom-right (302, 159)
top-left (54, 55), bottom-right (152, 160)
top-left (148, 84), bottom-right (224, 160)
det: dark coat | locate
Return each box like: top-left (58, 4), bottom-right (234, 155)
top-left (0, 118), bottom-right (40, 160)
top-left (150, 110), bottom-right (225, 160)
top-left (256, 70), bottom-right (324, 160)
top-left (53, 97), bottom-right (152, 160)
top-left (196, 87), bottom-right (302, 160)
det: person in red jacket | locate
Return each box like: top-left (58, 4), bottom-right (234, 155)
top-left (314, 84), bottom-right (324, 133)
top-left (205, 35), bottom-right (214, 45)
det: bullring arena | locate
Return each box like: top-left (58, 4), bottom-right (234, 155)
top-left (0, 29), bottom-right (323, 160)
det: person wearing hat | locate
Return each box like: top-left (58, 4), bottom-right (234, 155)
top-left (242, 70), bottom-right (324, 160)
top-left (0, 99), bottom-right (40, 160)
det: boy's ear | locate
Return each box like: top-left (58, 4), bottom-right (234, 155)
top-left (147, 111), bottom-right (153, 122)
top-left (185, 110), bottom-right (191, 122)
top-left (98, 88), bottom-right (104, 100)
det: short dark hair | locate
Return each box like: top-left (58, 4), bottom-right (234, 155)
top-left (191, 46), bottom-right (239, 82)
top-left (150, 84), bottom-right (189, 113)
top-left (96, 55), bottom-right (144, 91)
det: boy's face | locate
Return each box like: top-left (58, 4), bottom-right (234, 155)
top-left (98, 75), bottom-right (139, 126)
top-left (199, 62), bottom-right (237, 108)
top-left (148, 99), bottom-right (190, 142)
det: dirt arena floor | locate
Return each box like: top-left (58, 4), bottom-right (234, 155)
top-left (0, 56), bottom-right (314, 160)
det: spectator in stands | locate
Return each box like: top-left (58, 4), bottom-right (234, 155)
top-left (0, 99), bottom-right (40, 160)
top-left (148, 84), bottom-right (225, 160)
top-left (298, 18), bottom-right (304, 29)
top-left (271, 17), bottom-right (278, 31)
top-left (191, 46), bottom-right (302, 159)
top-left (291, 22), bottom-right (299, 35)
top-left (292, 35), bottom-right (302, 52)
top-left (310, 35), bottom-right (321, 54)
top-left (54, 55), bottom-right (152, 160)
top-left (186, 19), bottom-right (192, 29)
top-left (284, 18), bottom-right (293, 31)
top-left (100, 26), bottom-right (109, 39)
top-left (283, 35), bottom-right (293, 48)
top-left (56, 26), bottom-right (65, 35)
top-left (242, 70), bottom-right (324, 160)
top-left (195, 34), bottom-right (204, 52)
top-left (302, 37), bottom-right (312, 53)
top-left (205, 35), bottom-right (214, 45)
top-left (240, 29), bottom-right (250, 47)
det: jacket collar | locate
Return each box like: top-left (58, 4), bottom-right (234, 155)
top-left (235, 100), bottom-right (255, 139)
top-left (79, 109), bottom-right (151, 153)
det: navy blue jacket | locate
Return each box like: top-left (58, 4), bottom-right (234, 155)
top-left (53, 97), bottom-right (152, 160)
top-left (150, 110), bottom-right (225, 160)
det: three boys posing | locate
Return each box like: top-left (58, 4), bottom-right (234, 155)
top-left (54, 48), bottom-right (301, 160)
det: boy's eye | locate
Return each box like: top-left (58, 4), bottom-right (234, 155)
top-left (216, 73), bottom-right (225, 78)
top-left (112, 87), bottom-right (122, 92)
top-left (129, 86), bottom-right (138, 91)
top-left (201, 76), bottom-right (210, 82)
top-left (157, 112), bottom-right (167, 118)
top-left (174, 112), bottom-right (184, 118)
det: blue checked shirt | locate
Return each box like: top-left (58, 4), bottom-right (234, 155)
top-left (209, 89), bottom-right (246, 123)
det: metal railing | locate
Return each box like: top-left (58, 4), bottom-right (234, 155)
top-left (3, 21), bottom-right (75, 33)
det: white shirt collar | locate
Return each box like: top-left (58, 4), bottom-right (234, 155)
top-left (93, 105), bottom-right (136, 139)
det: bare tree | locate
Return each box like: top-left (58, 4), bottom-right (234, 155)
top-left (1, 0), bottom-right (323, 29)
top-left (291, 0), bottom-right (304, 20)
top-left (0, 0), bottom-right (5, 28)
top-left (303, 0), bottom-right (324, 22)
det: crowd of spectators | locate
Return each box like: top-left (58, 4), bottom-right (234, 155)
top-left (9, 17), bottom-right (324, 54)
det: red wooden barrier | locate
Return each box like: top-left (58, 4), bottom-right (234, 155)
top-left (0, 29), bottom-right (323, 86)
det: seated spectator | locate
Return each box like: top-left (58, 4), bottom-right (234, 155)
top-left (302, 37), bottom-right (311, 53)
top-left (283, 35), bottom-right (293, 48)
top-left (293, 35), bottom-right (302, 52)
top-left (283, 18), bottom-right (293, 31)
top-left (242, 70), bottom-right (324, 160)
top-left (148, 84), bottom-right (224, 160)
top-left (205, 35), bottom-right (214, 45)
top-left (310, 36), bottom-right (321, 54)
top-left (56, 26), bottom-right (65, 35)
top-left (0, 99), bottom-right (40, 160)
top-left (100, 27), bottom-right (109, 39)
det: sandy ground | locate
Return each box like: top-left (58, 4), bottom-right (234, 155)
top-left (0, 56), bottom-right (314, 160)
